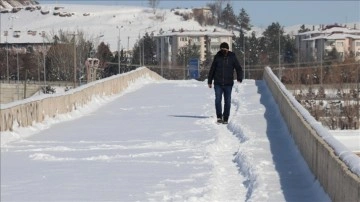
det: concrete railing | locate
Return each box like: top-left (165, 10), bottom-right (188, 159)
top-left (0, 67), bottom-right (164, 132)
top-left (263, 66), bottom-right (360, 202)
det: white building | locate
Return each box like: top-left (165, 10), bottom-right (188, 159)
top-left (155, 29), bottom-right (234, 66)
top-left (295, 25), bottom-right (360, 62)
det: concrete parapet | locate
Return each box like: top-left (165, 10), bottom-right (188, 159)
top-left (263, 67), bottom-right (360, 202)
top-left (0, 67), bottom-right (163, 132)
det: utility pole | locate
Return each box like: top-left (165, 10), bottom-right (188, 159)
top-left (6, 35), bottom-right (9, 83)
top-left (243, 34), bottom-right (246, 80)
top-left (139, 33), bottom-right (141, 66)
top-left (278, 29), bottom-right (282, 79)
top-left (357, 60), bottom-right (359, 129)
top-left (73, 35), bottom-right (76, 88)
top-left (42, 32), bottom-right (47, 86)
top-left (320, 38), bottom-right (323, 85)
top-left (117, 26), bottom-right (123, 74)
top-left (68, 33), bottom-right (78, 88)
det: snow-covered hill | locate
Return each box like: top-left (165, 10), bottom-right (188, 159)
top-left (0, 1), bottom-right (359, 52)
top-left (0, 3), bottom-right (229, 51)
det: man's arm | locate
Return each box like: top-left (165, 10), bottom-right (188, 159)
top-left (234, 55), bottom-right (243, 83)
top-left (207, 56), bottom-right (217, 88)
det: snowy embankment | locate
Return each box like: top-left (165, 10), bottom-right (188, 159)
top-left (1, 78), bottom-right (330, 201)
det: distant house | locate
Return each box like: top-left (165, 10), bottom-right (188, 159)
top-left (0, 30), bottom-right (52, 54)
top-left (192, 7), bottom-right (212, 19)
top-left (295, 24), bottom-right (360, 62)
top-left (155, 29), bottom-right (234, 66)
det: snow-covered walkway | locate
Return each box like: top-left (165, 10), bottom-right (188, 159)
top-left (1, 79), bottom-right (330, 201)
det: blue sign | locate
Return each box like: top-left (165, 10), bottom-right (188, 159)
top-left (188, 58), bottom-right (199, 79)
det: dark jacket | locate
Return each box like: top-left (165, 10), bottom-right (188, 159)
top-left (207, 50), bottom-right (243, 86)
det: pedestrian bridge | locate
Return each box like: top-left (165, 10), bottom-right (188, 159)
top-left (0, 67), bottom-right (359, 201)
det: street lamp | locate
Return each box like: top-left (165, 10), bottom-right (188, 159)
top-left (117, 25), bottom-right (123, 74)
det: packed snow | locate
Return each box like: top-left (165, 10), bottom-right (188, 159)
top-left (1, 75), bottom-right (331, 201)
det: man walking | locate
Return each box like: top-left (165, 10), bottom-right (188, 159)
top-left (207, 42), bottom-right (243, 124)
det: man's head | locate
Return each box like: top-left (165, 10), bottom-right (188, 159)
top-left (220, 42), bottom-right (229, 50)
top-left (220, 42), bottom-right (229, 55)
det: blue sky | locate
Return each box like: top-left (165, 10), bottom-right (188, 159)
top-left (39, 1), bottom-right (359, 27)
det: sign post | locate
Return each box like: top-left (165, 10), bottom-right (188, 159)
top-left (188, 58), bottom-right (199, 79)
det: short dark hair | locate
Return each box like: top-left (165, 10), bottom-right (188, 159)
top-left (220, 42), bottom-right (229, 50)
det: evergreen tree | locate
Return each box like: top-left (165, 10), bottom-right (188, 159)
top-left (221, 3), bottom-right (237, 29)
top-left (232, 30), bottom-right (245, 65)
top-left (283, 34), bottom-right (296, 64)
top-left (177, 42), bottom-right (200, 65)
top-left (237, 8), bottom-right (251, 31)
top-left (143, 32), bottom-right (157, 65)
top-left (298, 24), bottom-right (311, 33)
top-left (96, 42), bottom-right (114, 69)
top-left (262, 22), bottom-right (284, 65)
top-left (132, 32), bottom-right (157, 65)
top-left (247, 31), bottom-right (259, 66)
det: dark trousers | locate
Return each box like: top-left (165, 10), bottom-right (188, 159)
top-left (214, 84), bottom-right (233, 120)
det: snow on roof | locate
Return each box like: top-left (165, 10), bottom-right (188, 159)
top-left (303, 33), bottom-right (360, 41)
top-left (155, 30), bottom-right (234, 37)
top-left (2, 31), bottom-right (52, 44)
top-left (297, 26), bottom-right (360, 36)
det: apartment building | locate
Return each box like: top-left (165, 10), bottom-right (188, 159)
top-left (295, 24), bottom-right (360, 62)
top-left (155, 29), bottom-right (234, 66)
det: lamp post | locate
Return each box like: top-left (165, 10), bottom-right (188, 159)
top-left (243, 34), bottom-right (246, 80)
top-left (6, 35), bottom-right (9, 83)
top-left (117, 26), bottom-right (123, 74)
top-left (16, 45), bottom-right (19, 83)
top-left (320, 37), bottom-right (323, 85)
top-left (139, 32), bottom-right (142, 66)
top-left (42, 32), bottom-right (47, 86)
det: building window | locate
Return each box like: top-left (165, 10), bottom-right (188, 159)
top-left (336, 42), bottom-right (343, 47)
top-left (190, 37), bottom-right (199, 42)
top-left (211, 37), bottom-right (219, 42)
top-left (356, 52), bottom-right (360, 57)
top-left (180, 37), bottom-right (188, 42)
top-left (356, 42), bottom-right (360, 46)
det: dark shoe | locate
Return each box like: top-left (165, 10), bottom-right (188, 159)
top-left (217, 118), bottom-right (223, 124)
top-left (223, 117), bottom-right (228, 124)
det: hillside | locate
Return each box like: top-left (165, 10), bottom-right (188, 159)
top-left (0, 1), bottom-right (359, 52)
top-left (0, 0), bottom-right (38, 9)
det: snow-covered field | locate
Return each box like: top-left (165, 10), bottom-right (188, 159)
top-left (1, 77), bottom-right (331, 201)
